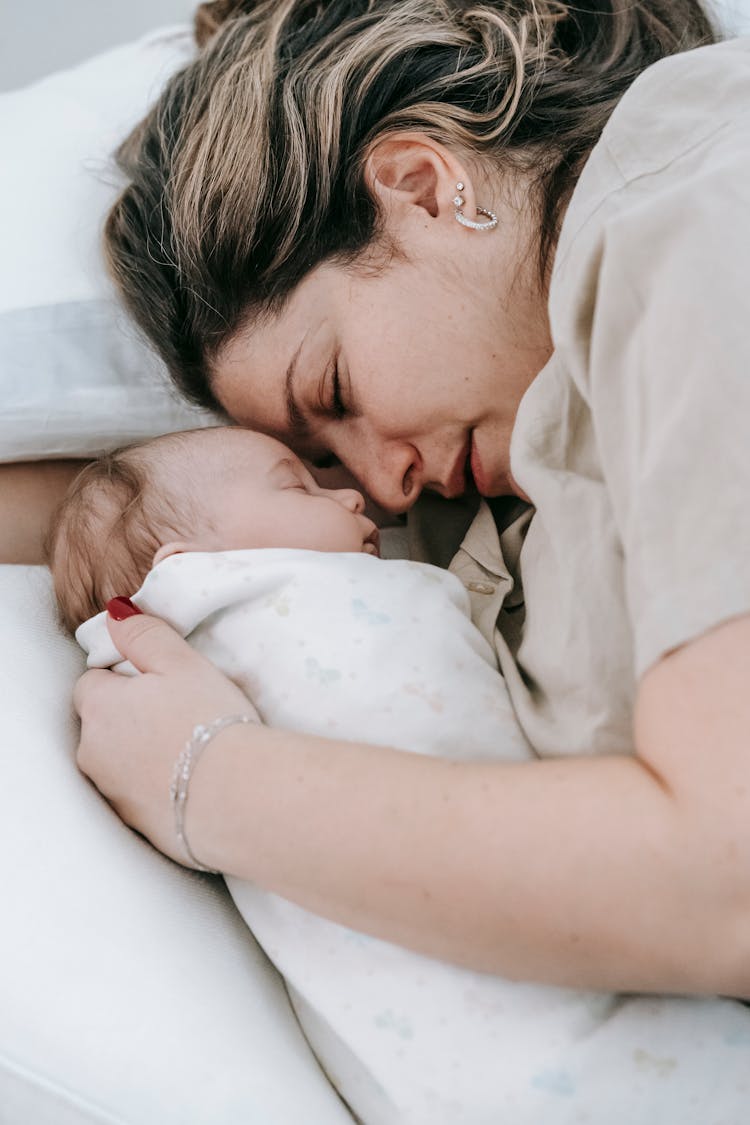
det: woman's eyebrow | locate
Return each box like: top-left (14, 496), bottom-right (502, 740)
top-left (285, 343), bottom-right (311, 444)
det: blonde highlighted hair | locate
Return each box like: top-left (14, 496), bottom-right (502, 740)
top-left (105, 0), bottom-right (715, 412)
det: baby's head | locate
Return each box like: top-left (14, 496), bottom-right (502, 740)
top-left (47, 427), bottom-right (379, 632)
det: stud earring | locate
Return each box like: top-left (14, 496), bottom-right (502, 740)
top-left (453, 182), bottom-right (498, 232)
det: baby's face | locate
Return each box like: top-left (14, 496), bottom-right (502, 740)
top-left (168, 428), bottom-right (380, 558)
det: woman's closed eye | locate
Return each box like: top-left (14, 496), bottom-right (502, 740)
top-left (321, 350), bottom-right (346, 420)
top-left (331, 361), bottom-right (346, 420)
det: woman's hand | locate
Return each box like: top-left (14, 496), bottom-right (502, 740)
top-left (74, 602), bottom-right (259, 868)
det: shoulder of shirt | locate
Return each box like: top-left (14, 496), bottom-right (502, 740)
top-left (602, 36), bottom-right (750, 181)
top-left (548, 37), bottom-right (750, 323)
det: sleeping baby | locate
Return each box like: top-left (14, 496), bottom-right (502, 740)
top-left (48, 425), bottom-right (525, 758)
top-left (47, 426), bottom-right (750, 1125)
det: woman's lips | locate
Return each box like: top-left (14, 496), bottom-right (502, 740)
top-left (438, 433), bottom-right (491, 499)
top-left (470, 433), bottom-right (491, 496)
top-left (442, 438), bottom-right (470, 498)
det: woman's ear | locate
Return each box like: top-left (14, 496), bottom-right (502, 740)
top-left (365, 134), bottom-right (470, 223)
top-left (152, 541), bottom-right (189, 568)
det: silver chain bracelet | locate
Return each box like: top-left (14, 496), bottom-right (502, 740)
top-left (169, 714), bottom-right (259, 873)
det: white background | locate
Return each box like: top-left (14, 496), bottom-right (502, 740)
top-left (1, 0), bottom-right (747, 93)
top-left (0, 0), bottom-right (196, 92)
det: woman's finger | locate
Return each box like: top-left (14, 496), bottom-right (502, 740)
top-left (73, 667), bottom-right (118, 718)
top-left (105, 600), bottom-right (210, 677)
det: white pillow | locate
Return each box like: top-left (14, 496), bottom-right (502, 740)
top-left (0, 564), bottom-right (353, 1125)
top-left (710, 0), bottom-right (750, 34)
top-left (0, 26), bottom-right (215, 462)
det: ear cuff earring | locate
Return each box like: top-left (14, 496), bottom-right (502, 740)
top-left (453, 182), bottom-right (498, 232)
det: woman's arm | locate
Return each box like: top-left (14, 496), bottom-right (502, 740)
top-left (75, 609), bottom-right (750, 997)
top-left (0, 461), bottom-right (85, 563)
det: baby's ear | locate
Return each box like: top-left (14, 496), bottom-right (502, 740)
top-left (152, 541), bottom-right (188, 568)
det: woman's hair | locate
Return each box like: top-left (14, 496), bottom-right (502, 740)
top-left (105, 0), bottom-right (716, 413)
top-left (46, 436), bottom-right (197, 632)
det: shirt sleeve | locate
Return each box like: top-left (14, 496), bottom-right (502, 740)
top-left (583, 131), bottom-right (750, 676)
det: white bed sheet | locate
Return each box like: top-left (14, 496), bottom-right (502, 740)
top-left (0, 564), bottom-right (353, 1125)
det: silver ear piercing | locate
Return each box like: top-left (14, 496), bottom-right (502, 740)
top-left (453, 182), bottom-right (498, 232)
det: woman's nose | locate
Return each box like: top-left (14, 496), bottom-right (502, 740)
top-left (353, 442), bottom-right (421, 515)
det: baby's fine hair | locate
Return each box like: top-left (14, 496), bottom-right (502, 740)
top-left (46, 433), bottom-right (198, 633)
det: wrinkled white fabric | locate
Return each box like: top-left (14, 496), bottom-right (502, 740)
top-left (79, 549), bottom-right (529, 760)
top-left (79, 549), bottom-right (750, 1125)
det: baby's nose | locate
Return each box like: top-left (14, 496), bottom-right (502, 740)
top-left (329, 487), bottom-right (365, 514)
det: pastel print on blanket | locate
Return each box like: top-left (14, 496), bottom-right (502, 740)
top-left (79, 549), bottom-right (750, 1125)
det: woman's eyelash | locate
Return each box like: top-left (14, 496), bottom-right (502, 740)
top-left (330, 361), bottom-right (346, 419)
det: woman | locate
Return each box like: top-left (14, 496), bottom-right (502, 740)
top-left (18, 0), bottom-right (750, 995)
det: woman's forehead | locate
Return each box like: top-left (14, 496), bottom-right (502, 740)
top-left (212, 320), bottom-right (293, 432)
top-left (212, 272), bottom-right (331, 423)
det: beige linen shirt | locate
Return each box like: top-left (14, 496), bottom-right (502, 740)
top-left (412, 37), bottom-right (750, 759)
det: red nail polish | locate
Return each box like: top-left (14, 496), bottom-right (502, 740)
top-left (107, 596), bottom-right (142, 621)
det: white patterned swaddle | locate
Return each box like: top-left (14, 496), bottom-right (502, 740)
top-left (79, 549), bottom-right (750, 1125)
